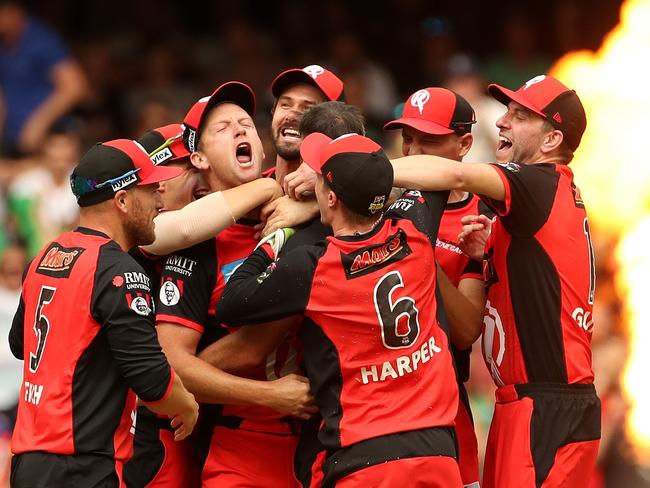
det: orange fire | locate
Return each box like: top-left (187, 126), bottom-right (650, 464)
top-left (552, 0), bottom-right (650, 461)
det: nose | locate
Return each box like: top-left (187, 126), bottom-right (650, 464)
top-left (496, 112), bottom-right (508, 130)
top-left (406, 143), bottom-right (423, 156)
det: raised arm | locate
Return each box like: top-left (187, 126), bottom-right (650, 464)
top-left (391, 155), bottom-right (506, 202)
top-left (144, 178), bottom-right (283, 256)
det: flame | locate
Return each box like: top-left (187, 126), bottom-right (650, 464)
top-left (551, 0), bottom-right (650, 462)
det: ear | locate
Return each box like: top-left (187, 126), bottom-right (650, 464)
top-left (541, 129), bottom-right (564, 154)
top-left (190, 151), bottom-right (210, 170)
top-left (113, 189), bottom-right (129, 214)
top-left (328, 189), bottom-right (338, 210)
top-left (458, 133), bottom-right (474, 158)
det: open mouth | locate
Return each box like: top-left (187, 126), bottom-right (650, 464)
top-left (497, 135), bottom-right (513, 153)
top-left (193, 187), bottom-right (210, 200)
top-left (236, 142), bottom-right (253, 166)
top-left (280, 127), bottom-right (301, 140)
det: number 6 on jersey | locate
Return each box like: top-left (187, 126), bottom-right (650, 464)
top-left (374, 271), bottom-right (421, 349)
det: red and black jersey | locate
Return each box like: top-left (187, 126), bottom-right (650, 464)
top-left (437, 194), bottom-right (492, 383)
top-left (479, 162), bottom-right (595, 386)
top-left (218, 189), bottom-right (459, 450)
top-left (8, 227), bottom-right (173, 460)
top-left (154, 220), bottom-right (297, 434)
top-left (436, 194), bottom-right (489, 287)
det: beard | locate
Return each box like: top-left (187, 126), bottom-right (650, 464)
top-left (124, 196), bottom-right (156, 246)
top-left (272, 135), bottom-right (301, 161)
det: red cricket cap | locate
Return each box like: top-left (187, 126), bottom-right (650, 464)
top-left (71, 139), bottom-right (183, 207)
top-left (301, 132), bottom-right (392, 216)
top-left (182, 81), bottom-right (256, 152)
top-left (488, 75), bottom-right (587, 152)
top-left (137, 123), bottom-right (189, 166)
top-left (271, 65), bottom-right (345, 102)
top-left (384, 87), bottom-right (476, 135)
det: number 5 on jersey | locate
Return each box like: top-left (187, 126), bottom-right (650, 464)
top-left (29, 286), bottom-right (56, 373)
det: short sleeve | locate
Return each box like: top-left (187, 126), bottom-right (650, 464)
top-left (385, 189), bottom-right (449, 245)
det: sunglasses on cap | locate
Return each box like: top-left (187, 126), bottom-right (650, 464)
top-left (70, 168), bottom-right (141, 199)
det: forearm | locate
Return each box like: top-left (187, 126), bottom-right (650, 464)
top-left (223, 178), bottom-right (282, 219)
top-left (437, 268), bottom-right (483, 349)
top-left (144, 372), bottom-right (194, 415)
top-left (167, 349), bottom-right (276, 406)
top-left (145, 191), bottom-right (234, 255)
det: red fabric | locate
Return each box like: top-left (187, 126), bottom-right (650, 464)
top-left (436, 194), bottom-right (483, 287)
top-left (335, 455), bottom-right (462, 487)
top-left (202, 427), bottom-right (299, 488)
top-left (541, 440), bottom-right (599, 488)
top-left (145, 431), bottom-right (199, 488)
top-left (455, 399), bottom-right (479, 486)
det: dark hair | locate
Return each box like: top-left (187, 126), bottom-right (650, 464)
top-left (299, 102), bottom-right (365, 139)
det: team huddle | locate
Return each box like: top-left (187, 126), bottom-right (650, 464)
top-left (8, 65), bottom-right (600, 488)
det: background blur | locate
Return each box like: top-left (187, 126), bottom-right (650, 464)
top-left (0, 0), bottom-right (646, 486)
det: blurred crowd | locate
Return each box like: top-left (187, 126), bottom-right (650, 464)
top-left (0, 0), bottom-right (644, 486)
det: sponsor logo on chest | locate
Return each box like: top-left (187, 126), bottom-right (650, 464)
top-left (164, 255), bottom-right (197, 277)
top-left (36, 243), bottom-right (84, 278)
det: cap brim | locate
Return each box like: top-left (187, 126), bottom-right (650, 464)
top-left (138, 165), bottom-right (184, 185)
top-left (272, 70), bottom-right (317, 98)
top-left (488, 84), bottom-right (546, 117)
top-left (300, 132), bottom-right (333, 174)
top-left (206, 81), bottom-right (256, 117)
top-left (383, 117), bottom-right (455, 135)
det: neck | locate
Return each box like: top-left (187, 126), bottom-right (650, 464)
top-left (78, 211), bottom-right (131, 250)
top-left (274, 156), bottom-right (300, 187)
top-left (332, 215), bottom-right (381, 237)
top-left (447, 190), bottom-right (468, 204)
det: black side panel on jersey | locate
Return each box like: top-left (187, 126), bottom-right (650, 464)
top-left (92, 242), bottom-right (172, 402)
top-left (507, 237), bottom-right (566, 382)
top-left (129, 246), bottom-right (162, 297)
top-left (72, 330), bottom-right (129, 456)
top-left (482, 164), bottom-right (559, 237)
top-left (299, 317), bottom-right (344, 451)
top-left (321, 427), bottom-right (457, 488)
top-left (9, 295), bottom-right (25, 359)
top-left (124, 407), bottom-right (166, 488)
top-left (217, 243), bottom-right (326, 326)
top-left (385, 190), bottom-right (449, 245)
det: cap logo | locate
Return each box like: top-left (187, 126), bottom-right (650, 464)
top-left (111, 172), bottom-right (138, 192)
top-left (187, 128), bottom-right (197, 152)
top-left (151, 147), bottom-right (173, 165)
top-left (303, 65), bottom-right (325, 79)
top-left (369, 195), bottom-right (386, 214)
top-left (326, 171), bottom-right (333, 182)
top-left (553, 112), bottom-right (563, 124)
top-left (523, 75), bottom-right (546, 90)
top-left (410, 89), bottom-right (430, 115)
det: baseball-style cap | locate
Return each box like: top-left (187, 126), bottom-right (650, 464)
top-left (488, 75), bottom-right (587, 152)
top-left (384, 87), bottom-right (476, 135)
top-left (138, 123), bottom-right (189, 166)
top-left (271, 65), bottom-right (345, 102)
top-left (300, 132), bottom-right (393, 217)
top-left (182, 81), bottom-right (256, 152)
top-left (70, 139), bottom-right (183, 207)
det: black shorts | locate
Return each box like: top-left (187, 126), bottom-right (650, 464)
top-left (11, 451), bottom-right (120, 488)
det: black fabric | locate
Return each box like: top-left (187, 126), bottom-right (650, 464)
top-left (298, 317), bottom-right (345, 451)
top-left (217, 242), bottom-right (326, 327)
top-left (322, 151), bottom-right (393, 216)
top-left (11, 451), bottom-right (120, 488)
top-left (481, 163), bottom-right (559, 236)
top-left (508, 237), bottom-right (566, 383)
top-left (123, 407), bottom-right (166, 488)
top-left (450, 92), bottom-right (477, 134)
top-left (385, 189), bottom-right (449, 246)
top-left (281, 218), bottom-right (331, 255)
top-left (452, 345), bottom-right (471, 383)
top-left (541, 90), bottom-right (586, 152)
top-left (515, 383), bottom-right (601, 487)
top-left (92, 242), bottom-right (172, 402)
top-left (9, 295), bottom-right (25, 359)
top-left (294, 414), bottom-right (324, 488)
top-left (321, 427), bottom-right (457, 488)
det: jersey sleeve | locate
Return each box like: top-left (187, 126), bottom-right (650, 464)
top-left (479, 163), bottom-right (560, 236)
top-left (9, 294), bottom-right (25, 360)
top-left (91, 244), bottom-right (172, 403)
top-left (217, 245), bottom-right (320, 326)
top-left (155, 240), bottom-right (216, 333)
top-left (459, 258), bottom-right (483, 282)
top-left (385, 189), bottom-right (449, 245)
